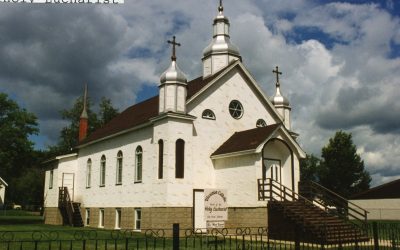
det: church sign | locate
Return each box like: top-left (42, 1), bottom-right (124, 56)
top-left (204, 189), bottom-right (228, 221)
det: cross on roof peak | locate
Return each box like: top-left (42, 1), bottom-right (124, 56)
top-left (272, 66), bottom-right (282, 86)
top-left (167, 36), bottom-right (181, 61)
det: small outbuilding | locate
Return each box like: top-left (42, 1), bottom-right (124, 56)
top-left (0, 177), bottom-right (8, 208)
top-left (350, 179), bottom-right (400, 220)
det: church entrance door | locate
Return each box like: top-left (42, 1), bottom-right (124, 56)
top-left (193, 190), bottom-right (206, 230)
top-left (62, 173), bottom-right (75, 201)
top-left (263, 159), bottom-right (281, 182)
top-left (263, 159), bottom-right (281, 199)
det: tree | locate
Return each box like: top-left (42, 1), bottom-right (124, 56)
top-left (98, 97), bottom-right (119, 127)
top-left (319, 131), bottom-right (371, 198)
top-left (0, 93), bottom-right (39, 203)
top-left (50, 96), bottom-right (119, 155)
top-left (300, 154), bottom-right (320, 183)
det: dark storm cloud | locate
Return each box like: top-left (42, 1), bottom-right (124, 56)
top-left (0, 4), bottom-right (128, 109)
top-left (316, 85), bottom-right (400, 134)
top-left (0, 4), bottom-right (148, 145)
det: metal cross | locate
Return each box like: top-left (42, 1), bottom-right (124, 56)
top-left (272, 66), bottom-right (282, 85)
top-left (218, 0), bottom-right (223, 12)
top-left (167, 36), bottom-right (181, 61)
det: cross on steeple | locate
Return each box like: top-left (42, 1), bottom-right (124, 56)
top-left (218, 0), bottom-right (223, 12)
top-left (273, 66), bottom-right (282, 86)
top-left (167, 36), bottom-right (181, 61)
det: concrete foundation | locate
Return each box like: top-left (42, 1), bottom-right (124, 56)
top-left (45, 206), bottom-right (268, 230)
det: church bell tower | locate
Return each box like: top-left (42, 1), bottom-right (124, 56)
top-left (159, 36), bottom-right (188, 114)
top-left (270, 66), bottom-right (291, 130)
top-left (202, 0), bottom-right (241, 78)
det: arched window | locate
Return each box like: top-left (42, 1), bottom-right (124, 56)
top-left (202, 109), bottom-right (216, 120)
top-left (116, 151), bottom-right (123, 185)
top-left (256, 119), bottom-right (267, 127)
top-left (135, 146), bottom-right (143, 182)
top-left (158, 140), bottom-right (164, 179)
top-left (100, 155), bottom-right (106, 187)
top-left (175, 139), bottom-right (185, 179)
top-left (86, 159), bottom-right (92, 188)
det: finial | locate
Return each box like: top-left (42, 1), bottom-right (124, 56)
top-left (272, 66), bottom-right (282, 87)
top-left (167, 36), bottom-right (181, 61)
top-left (218, 0), bottom-right (223, 13)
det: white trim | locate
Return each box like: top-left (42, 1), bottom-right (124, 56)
top-left (211, 124), bottom-right (306, 160)
top-left (55, 153), bottom-right (78, 160)
top-left (150, 112), bottom-right (196, 124)
top-left (134, 208), bottom-right (142, 230)
top-left (255, 125), bottom-right (306, 158)
top-left (0, 177), bottom-right (8, 187)
top-left (211, 149), bottom-right (257, 160)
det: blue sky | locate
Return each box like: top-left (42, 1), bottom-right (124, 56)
top-left (0, 0), bottom-right (399, 186)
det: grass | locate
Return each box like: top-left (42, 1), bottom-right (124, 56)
top-left (0, 210), bottom-right (44, 225)
top-left (0, 220), bottom-right (399, 249)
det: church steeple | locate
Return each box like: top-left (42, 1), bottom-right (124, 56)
top-left (202, 0), bottom-right (241, 78)
top-left (79, 84), bottom-right (89, 142)
top-left (159, 36), bottom-right (188, 114)
top-left (270, 66), bottom-right (291, 130)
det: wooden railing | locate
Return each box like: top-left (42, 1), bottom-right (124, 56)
top-left (299, 181), bottom-right (368, 229)
top-left (58, 187), bottom-right (74, 226)
top-left (258, 178), bottom-right (368, 234)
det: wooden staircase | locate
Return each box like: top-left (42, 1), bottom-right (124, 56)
top-left (58, 187), bottom-right (83, 227)
top-left (258, 178), bottom-right (369, 244)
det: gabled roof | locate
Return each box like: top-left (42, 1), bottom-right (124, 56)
top-left (78, 64), bottom-right (227, 147)
top-left (186, 60), bottom-right (283, 124)
top-left (211, 124), bottom-right (281, 157)
top-left (351, 179), bottom-right (400, 200)
top-left (211, 123), bottom-right (306, 159)
top-left (0, 177), bottom-right (8, 187)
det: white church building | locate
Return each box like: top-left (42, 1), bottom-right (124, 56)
top-left (43, 2), bottom-right (306, 230)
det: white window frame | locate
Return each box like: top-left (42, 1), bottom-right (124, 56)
top-left (100, 155), bottom-right (106, 187)
top-left (134, 208), bottom-right (141, 231)
top-left (256, 119), bottom-right (267, 128)
top-left (86, 159), bottom-right (92, 188)
top-left (201, 109), bottom-right (216, 120)
top-left (49, 170), bottom-right (54, 189)
top-left (99, 208), bottom-right (104, 228)
top-left (135, 147), bottom-right (143, 183)
top-left (229, 100), bottom-right (244, 119)
top-left (115, 208), bottom-right (121, 229)
top-left (116, 151), bottom-right (123, 185)
top-left (85, 208), bottom-right (90, 226)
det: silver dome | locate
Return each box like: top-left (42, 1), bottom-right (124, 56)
top-left (202, 6), bottom-right (240, 58)
top-left (160, 60), bottom-right (187, 85)
top-left (271, 86), bottom-right (290, 106)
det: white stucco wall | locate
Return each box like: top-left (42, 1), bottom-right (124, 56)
top-left (188, 68), bottom-right (283, 191)
top-left (350, 199), bottom-right (400, 220)
top-left (214, 154), bottom-right (264, 207)
top-left (44, 154), bottom-right (78, 207)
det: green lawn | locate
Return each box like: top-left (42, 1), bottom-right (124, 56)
top-left (0, 210), bottom-right (44, 225)
top-left (0, 220), bottom-right (399, 250)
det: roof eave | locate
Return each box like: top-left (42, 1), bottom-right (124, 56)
top-left (77, 121), bottom-right (153, 149)
top-left (150, 112), bottom-right (197, 124)
top-left (211, 149), bottom-right (258, 160)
